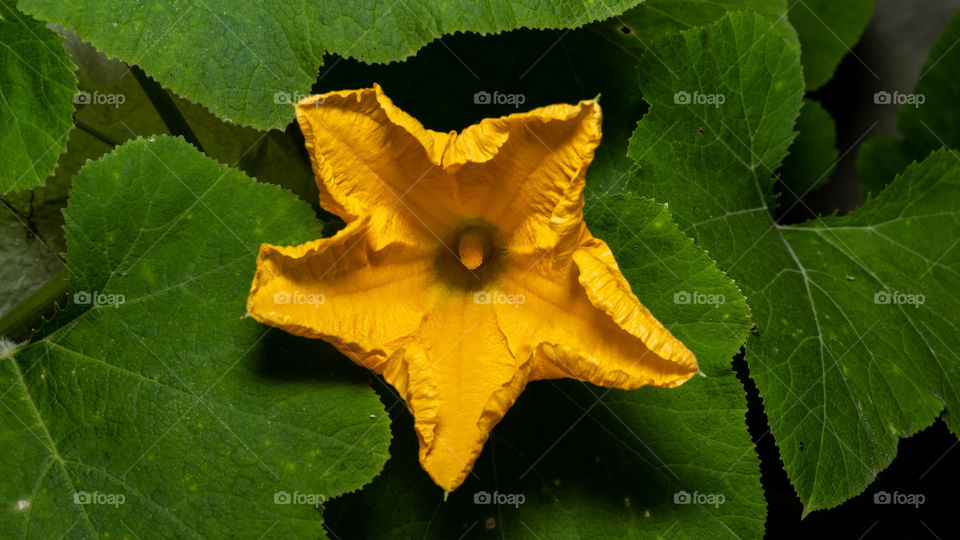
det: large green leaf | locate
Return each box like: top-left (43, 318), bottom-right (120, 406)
top-left (857, 10), bottom-right (960, 194)
top-left (614, 0), bottom-right (795, 44)
top-left (0, 136), bottom-right (391, 537)
top-left (627, 11), bottom-right (960, 513)
top-left (326, 193), bottom-right (760, 539)
top-left (18, 0), bottom-right (644, 130)
top-left (0, 0), bottom-right (77, 193)
top-left (787, 0), bottom-right (874, 90)
top-left (856, 135), bottom-right (917, 197)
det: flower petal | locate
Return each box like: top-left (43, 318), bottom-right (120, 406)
top-left (247, 218), bottom-right (433, 366)
top-left (382, 298), bottom-right (530, 491)
top-left (295, 85), bottom-right (459, 240)
top-left (494, 237), bottom-right (698, 390)
top-left (297, 88), bottom-right (601, 257)
top-left (449, 101), bottom-right (602, 259)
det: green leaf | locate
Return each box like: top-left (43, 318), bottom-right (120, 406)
top-left (326, 193), bottom-right (759, 539)
top-left (61, 32), bottom-right (321, 207)
top-left (857, 10), bottom-right (960, 192)
top-left (776, 99), bottom-right (838, 209)
top-left (0, 136), bottom-right (391, 537)
top-left (787, 0), bottom-right (875, 90)
top-left (176, 98), bottom-right (320, 210)
top-left (18, 0), bottom-right (643, 130)
top-left (0, 31), bottom-right (133, 324)
top-left (613, 0), bottom-right (797, 44)
top-left (0, 0), bottom-right (77, 193)
top-left (627, 11), bottom-right (960, 512)
top-left (855, 135), bottom-right (917, 197)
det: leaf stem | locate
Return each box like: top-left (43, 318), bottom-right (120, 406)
top-left (131, 66), bottom-right (204, 152)
top-left (74, 120), bottom-right (121, 147)
top-left (0, 269), bottom-right (70, 339)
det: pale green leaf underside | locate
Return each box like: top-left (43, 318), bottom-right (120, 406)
top-left (19, 0), bottom-right (642, 130)
top-left (0, 136), bottom-right (391, 538)
top-left (0, 2), bottom-right (77, 193)
top-left (325, 194), bottom-right (761, 539)
top-left (628, 12), bottom-right (959, 512)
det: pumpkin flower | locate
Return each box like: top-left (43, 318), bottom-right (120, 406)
top-left (246, 84), bottom-right (698, 492)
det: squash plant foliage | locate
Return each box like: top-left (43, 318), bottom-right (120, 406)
top-left (1, 0), bottom-right (957, 538)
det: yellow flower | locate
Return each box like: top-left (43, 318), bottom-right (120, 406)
top-left (247, 84), bottom-right (697, 492)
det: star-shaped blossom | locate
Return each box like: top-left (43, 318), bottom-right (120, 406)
top-left (247, 84), bottom-right (697, 491)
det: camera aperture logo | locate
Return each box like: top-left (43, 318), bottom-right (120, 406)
top-left (874, 490), bottom-right (924, 508)
top-left (673, 290), bottom-right (725, 308)
top-left (673, 490), bottom-right (725, 508)
top-left (274, 91), bottom-right (323, 106)
top-left (273, 290), bottom-right (326, 308)
top-left (874, 90), bottom-right (924, 108)
top-left (873, 290), bottom-right (924, 308)
top-left (473, 90), bottom-right (526, 108)
top-left (74, 91), bottom-right (125, 108)
top-left (74, 491), bottom-right (125, 508)
top-left (673, 90), bottom-right (725, 108)
top-left (274, 490), bottom-right (326, 507)
top-left (473, 290), bottom-right (525, 308)
top-left (73, 290), bottom-right (125, 308)
top-left (473, 490), bottom-right (526, 508)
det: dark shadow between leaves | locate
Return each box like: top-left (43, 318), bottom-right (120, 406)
top-left (324, 379), bottom-right (726, 539)
top-left (250, 328), bottom-right (374, 387)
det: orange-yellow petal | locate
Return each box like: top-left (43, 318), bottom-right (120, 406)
top-left (449, 101), bottom-right (602, 258)
top-left (382, 297), bottom-right (530, 491)
top-left (247, 218), bottom-right (433, 367)
top-left (296, 87), bottom-right (600, 256)
top-left (571, 237), bottom-right (697, 383)
top-left (494, 237), bottom-right (697, 390)
top-left (295, 86), bottom-right (458, 242)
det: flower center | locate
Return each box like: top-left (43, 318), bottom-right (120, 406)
top-left (457, 229), bottom-right (486, 270)
top-left (436, 218), bottom-right (504, 290)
